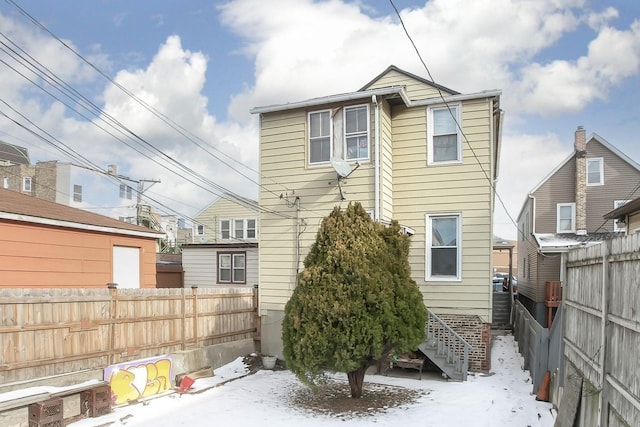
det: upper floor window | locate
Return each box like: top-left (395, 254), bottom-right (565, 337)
top-left (613, 200), bottom-right (630, 232)
top-left (220, 218), bottom-right (257, 241)
top-left (73, 184), bottom-right (82, 202)
top-left (586, 158), bottom-right (603, 186)
top-left (427, 104), bottom-right (462, 165)
top-left (345, 105), bottom-right (369, 160)
top-left (196, 224), bottom-right (205, 235)
top-left (3, 177), bottom-right (8, 189)
top-left (309, 110), bottom-right (331, 164)
top-left (22, 176), bottom-right (32, 192)
top-left (557, 203), bottom-right (575, 233)
top-left (119, 184), bottom-right (133, 199)
top-left (308, 105), bottom-right (370, 165)
top-left (426, 213), bottom-right (461, 281)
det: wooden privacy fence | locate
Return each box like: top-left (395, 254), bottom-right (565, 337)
top-left (559, 234), bottom-right (640, 427)
top-left (0, 286), bottom-right (258, 384)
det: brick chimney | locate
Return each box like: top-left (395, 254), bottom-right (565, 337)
top-left (574, 126), bottom-right (587, 235)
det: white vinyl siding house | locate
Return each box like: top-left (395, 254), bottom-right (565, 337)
top-left (183, 195), bottom-right (260, 288)
top-left (253, 66), bottom-right (502, 365)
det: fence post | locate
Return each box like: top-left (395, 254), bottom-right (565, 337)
top-left (253, 285), bottom-right (260, 343)
top-left (598, 240), bottom-right (611, 427)
top-left (181, 288), bottom-right (187, 350)
top-left (191, 286), bottom-right (198, 347)
top-left (107, 283), bottom-right (118, 365)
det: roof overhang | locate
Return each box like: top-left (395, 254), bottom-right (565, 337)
top-left (250, 87), bottom-right (501, 115)
top-left (534, 233), bottom-right (604, 253)
top-left (0, 212), bottom-right (164, 239)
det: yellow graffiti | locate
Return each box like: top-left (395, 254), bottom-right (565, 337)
top-left (108, 358), bottom-right (172, 405)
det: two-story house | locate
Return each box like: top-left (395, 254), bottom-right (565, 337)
top-left (251, 65), bottom-right (503, 372)
top-left (182, 194), bottom-right (259, 288)
top-left (516, 126), bottom-right (640, 326)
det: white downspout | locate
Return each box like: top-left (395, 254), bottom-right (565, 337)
top-left (373, 95), bottom-right (380, 221)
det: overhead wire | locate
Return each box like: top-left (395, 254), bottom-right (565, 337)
top-left (389, 0), bottom-right (539, 249)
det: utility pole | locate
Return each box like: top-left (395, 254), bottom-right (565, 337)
top-left (135, 178), bottom-right (161, 227)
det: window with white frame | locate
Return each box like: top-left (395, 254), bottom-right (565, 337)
top-left (217, 252), bottom-right (246, 284)
top-left (247, 219), bottom-right (256, 239)
top-left (73, 184), bottom-right (82, 202)
top-left (557, 203), bottom-right (576, 233)
top-left (308, 105), bottom-right (370, 165)
top-left (196, 224), bottom-right (205, 235)
top-left (219, 218), bottom-right (257, 240)
top-left (309, 110), bottom-right (331, 164)
top-left (23, 176), bottom-right (32, 192)
top-left (426, 213), bottom-right (461, 280)
top-left (613, 200), bottom-right (630, 232)
top-left (586, 158), bottom-right (603, 186)
top-left (3, 177), bottom-right (8, 189)
top-left (427, 104), bottom-right (462, 164)
top-left (345, 105), bottom-right (369, 160)
top-left (119, 184), bottom-right (133, 199)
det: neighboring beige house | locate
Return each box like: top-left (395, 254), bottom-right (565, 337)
top-left (603, 195), bottom-right (640, 235)
top-left (251, 65), bottom-right (503, 372)
top-left (516, 127), bottom-right (640, 326)
top-left (182, 194), bottom-right (259, 288)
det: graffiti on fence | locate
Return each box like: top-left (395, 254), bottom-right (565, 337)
top-left (104, 355), bottom-right (173, 405)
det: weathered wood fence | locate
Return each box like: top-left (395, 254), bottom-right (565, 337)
top-left (558, 234), bottom-right (640, 427)
top-left (512, 298), bottom-right (564, 401)
top-left (0, 286), bottom-right (258, 385)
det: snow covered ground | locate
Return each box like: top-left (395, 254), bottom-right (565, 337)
top-left (61, 333), bottom-right (555, 426)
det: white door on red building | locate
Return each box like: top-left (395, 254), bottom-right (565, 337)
top-left (112, 246), bottom-right (140, 288)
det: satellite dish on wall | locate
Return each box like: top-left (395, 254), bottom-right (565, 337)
top-left (330, 157), bottom-right (353, 178)
top-left (330, 157), bottom-right (360, 200)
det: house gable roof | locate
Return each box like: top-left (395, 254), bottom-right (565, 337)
top-left (359, 64), bottom-right (460, 95)
top-left (0, 188), bottom-right (163, 238)
top-left (250, 65), bottom-right (499, 115)
top-left (517, 132), bottom-right (640, 222)
top-left (194, 193), bottom-right (259, 219)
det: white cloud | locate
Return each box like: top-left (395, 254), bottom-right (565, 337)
top-left (494, 131), bottom-right (571, 239)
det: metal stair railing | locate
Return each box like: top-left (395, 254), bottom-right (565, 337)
top-left (426, 309), bottom-right (473, 381)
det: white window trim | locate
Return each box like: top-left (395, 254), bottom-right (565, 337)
top-left (195, 224), bottom-right (205, 236)
top-left (425, 213), bottom-right (462, 282)
top-left (22, 176), bottom-right (32, 192)
top-left (613, 200), bottom-right (630, 232)
top-left (217, 251), bottom-right (246, 284)
top-left (308, 109), bottom-right (333, 166)
top-left (219, 218), bottom-right (258, 241)
top-left (556, 203), bottom-right (576, 234)
top-left (427, 103), bottom-right (462, 166)
top-left (586, 157), bottom-right (604, 186)
top-left (343, 104), bottom-right (370, 162)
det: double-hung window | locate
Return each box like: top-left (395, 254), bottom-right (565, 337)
top-left (309, 110), bottom-right (331, 164)
top-left (426, 213), bottom-right (461, 280)
top-left (427, 104), bottom-right (462, 164)
top-left (557, 203), bottom-right (575, 233)
top-left (217, 252), bottom-right (246, 284)
top-left (73, 184), bottom-right (82, 202)
top-left (23, 176), bottom-right (32, 192)
top-left (586, 158), bottom-right (603, 186)
top-left (345, 105), bottom-right (369, 160)
top-left (308, 105), bottom-right (370, 165)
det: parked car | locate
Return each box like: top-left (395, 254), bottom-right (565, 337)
top-left (492, 272), bottom-right (518, 296)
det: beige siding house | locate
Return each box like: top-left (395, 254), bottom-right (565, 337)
top-left (516, 127), bottom-right (640, 326)
top-left (252, 65), bottom-right (503, 371)
top-left (182, 195), bottom-right (259, 288)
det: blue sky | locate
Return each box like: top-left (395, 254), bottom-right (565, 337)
top-left (1, 0), bottom-right (639, 240)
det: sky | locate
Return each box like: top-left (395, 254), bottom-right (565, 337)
top-left (0, 0), bottom-right (639, 240)
top-left (0, 334), bottom-right (556, 426)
